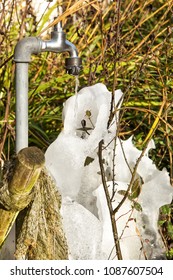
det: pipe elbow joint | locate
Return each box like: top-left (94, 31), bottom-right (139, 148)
top-left (64, 40), bottom-right (79, 58)
top-left (14, 37), bottom-right (42, 63)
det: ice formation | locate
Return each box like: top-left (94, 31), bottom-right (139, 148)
top-left (61, 197), bottom-right (104, 259)
top-left (94, 182), bottom-right (144, 260)
top-left (45, 83), bottom-right (173, 260)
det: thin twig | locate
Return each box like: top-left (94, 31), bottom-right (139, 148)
top-left (108, 0), bottom-right (121, 128)
top-left (113, 137), bottom-right (153, 216)
top-left (98, 140), bottom-right (122, 260)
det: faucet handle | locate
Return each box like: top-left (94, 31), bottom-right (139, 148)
top-left (65, 57), bottom-right (82, 76)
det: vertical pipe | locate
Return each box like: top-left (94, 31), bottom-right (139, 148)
top-left (1, 62), bottom-right (30, 259)
top-left (15, 63), bottom-right (29, 153)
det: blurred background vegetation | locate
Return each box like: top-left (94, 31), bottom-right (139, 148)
top-left (0, 0), bottom-right (173, 258)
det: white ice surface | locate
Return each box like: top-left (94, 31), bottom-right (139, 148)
top-left (61, 197), bottom-right (105, 260)
top-left (94, 182), bottom-right (145, 260)
top-left (45, 83), bottom-right (173, 260)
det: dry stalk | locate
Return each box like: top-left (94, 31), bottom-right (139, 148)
top-left (98, 140), bottom-right (122, 260)
top-left (38, 0), bottom-right (98, 35)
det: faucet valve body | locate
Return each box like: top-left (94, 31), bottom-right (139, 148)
top-left (65, 57), bottom-right (82, 76)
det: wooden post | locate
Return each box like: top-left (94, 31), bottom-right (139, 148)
top-left (0, 147), bottom-right (45, 248)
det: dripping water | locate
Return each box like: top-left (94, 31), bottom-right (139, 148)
top-left (75, 75), bottom-right (79, 94)
top-left (74, 75), bottom-right (79, 119)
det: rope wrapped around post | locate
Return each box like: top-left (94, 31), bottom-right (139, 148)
top-left (0, 146), bottom-right (45, 248)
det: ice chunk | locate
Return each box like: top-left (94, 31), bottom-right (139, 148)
top-left (62, 83), bottom-right (111, 136)
top-left (76, 154), bottom-right (101, 216)
top-left (45, 83), bottom-right (123, 200)
top-left (61, 198), bottom-right (104, 259)
top-left (45, 133), bottom-right (85, 198)
top-left (94, 169), bottom-right (173, 260)
top-left (103, 136), bottom-right (157, 183)
top-left (136, 168), bottom-right (173, 259)
top-left (45, 82), bottom-right (173, 260)
top-left (94, 182), bottom-right (145, 260)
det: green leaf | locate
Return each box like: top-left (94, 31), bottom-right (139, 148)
top-left (117, 190), bottom-right (127, 196)
top-left (160, 205), bottom-right (171, 215)
top-left (167, 248), bottom-right (173, 259)
top-left (167, 222), bottom-right (173, 239)
top-left (132, 201), bottom-right (142, 212)
top-left (84, 156), bottom-right (94, 166)
top-left (158, 220), bottom-right (166, 226)
top-left (130, 177), bottom-right (142, 199)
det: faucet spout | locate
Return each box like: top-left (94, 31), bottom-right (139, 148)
top-left (40, 23), bottom-right (82, 76)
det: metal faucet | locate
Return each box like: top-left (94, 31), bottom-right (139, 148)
top-left (14, 20), bottom-right (82, 152)
top-left (41, 21), bottom-right (82, 75)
